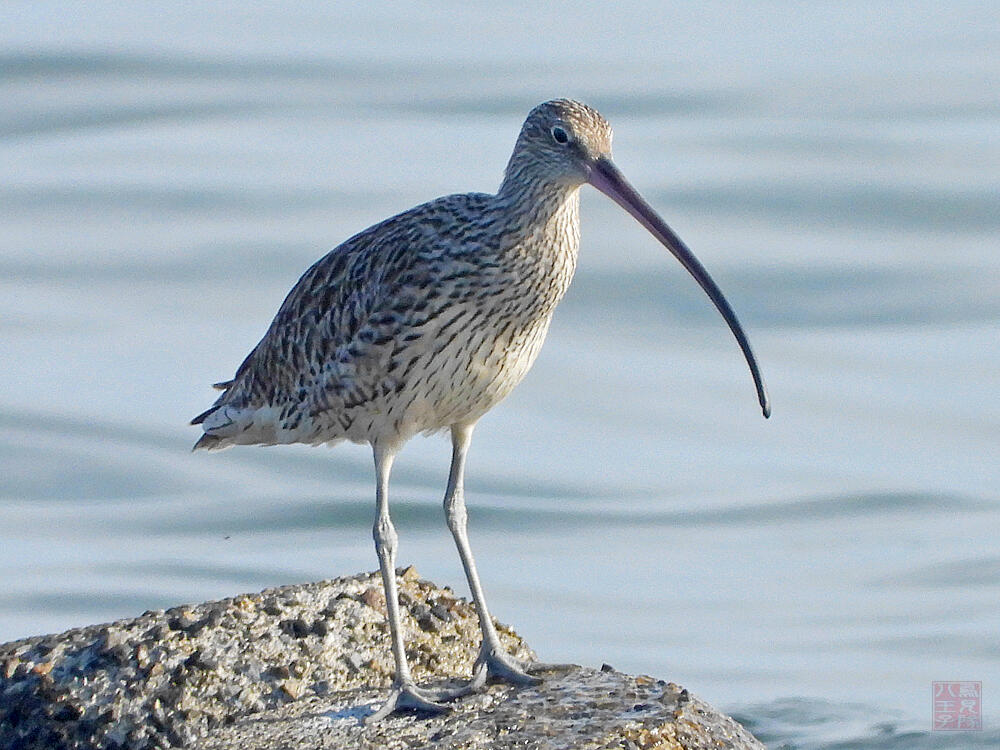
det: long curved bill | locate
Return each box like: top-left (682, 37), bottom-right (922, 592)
top-left (587, 156), bottom-right (771, 418)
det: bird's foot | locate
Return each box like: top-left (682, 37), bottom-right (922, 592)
top-left (463, 644), bottom-right (578, 693)
top-left (364, 651), bottom-right (579, 721)
top-left (364, 681), bottom-right (450, 724)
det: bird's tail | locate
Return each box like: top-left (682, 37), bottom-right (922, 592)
top-left (190, 404), bottom-right (220, 426)
top-left (192, 433), bottom-right (228, 452)
top-left (190, 398), bottom-right (253, 451)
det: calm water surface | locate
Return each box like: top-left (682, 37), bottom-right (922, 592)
top-left (2, 3), bottom-right (998, 747)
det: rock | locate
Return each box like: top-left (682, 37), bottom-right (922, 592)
top-left (0, 572), bottom-right (763, 749)
top-left (203, 669), bottom-right (763, 750)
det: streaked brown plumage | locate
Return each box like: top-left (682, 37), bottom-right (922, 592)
top-left (192, 99), bottom-right (769, 721)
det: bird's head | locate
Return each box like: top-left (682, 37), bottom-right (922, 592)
top-left (504, 99), bottom-right (614, 190)
top-left (503, 99), bottom-right (772, 419)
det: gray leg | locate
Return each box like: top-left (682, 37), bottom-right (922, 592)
top-left (366, 444), bottom-right (449, 723)
top-left (444, 424), bottom-right (544, 691)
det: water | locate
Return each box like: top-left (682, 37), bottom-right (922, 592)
top-left (2, 2), bottom-right (998, 746)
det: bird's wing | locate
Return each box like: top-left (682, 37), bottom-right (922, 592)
top-left (193, 193), bottom-right (494, 428)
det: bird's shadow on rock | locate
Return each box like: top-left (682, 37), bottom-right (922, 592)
top-left (322, 704), bottom-right (374, 724)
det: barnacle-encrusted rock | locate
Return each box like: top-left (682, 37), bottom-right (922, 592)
top-left (0, 570), bottom-right (763, 749)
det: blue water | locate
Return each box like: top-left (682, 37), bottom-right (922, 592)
top-left (2, 2), bottom-right (998, 746)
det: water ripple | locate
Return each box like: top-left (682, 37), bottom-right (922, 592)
top-left (569, 267), bottom-right (1000, 328)
top-left (656, 183), bottom-right (1000, 232)
top-left (737, 697), bottom-right (1000, 749)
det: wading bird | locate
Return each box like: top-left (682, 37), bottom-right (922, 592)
top-left (192, 99), bottom-right (770, 721)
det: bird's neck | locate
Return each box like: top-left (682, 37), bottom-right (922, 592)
top-left (496, 154), bottom-right (581, 228)
top-left (497, 158), bottom-right (582, 209)
top-left (490, 179), bottom-right (580, 319)
top-left (494, 180), bottom-right (581, 257)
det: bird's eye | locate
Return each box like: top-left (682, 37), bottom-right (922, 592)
top-left (550, 125), bottom-right (570, 145)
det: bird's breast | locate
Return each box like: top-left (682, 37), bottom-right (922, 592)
top-left (315, 190), bottom-right (583, 444)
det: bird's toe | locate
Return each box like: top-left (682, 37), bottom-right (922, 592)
top-left (472, 645), bottom-right (575, 687)
top-left (364, 683), bottom-right (450, 724)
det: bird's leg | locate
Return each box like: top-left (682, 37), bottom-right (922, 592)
top-left (442, 424), bottom-right (548, 694)
top-left (365, 445), bottom-right (449, 724)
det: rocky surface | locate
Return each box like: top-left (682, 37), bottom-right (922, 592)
top-left (203, 665), bottom-right (763, 750)
top-left (0, 570), bottom-right (764, 749)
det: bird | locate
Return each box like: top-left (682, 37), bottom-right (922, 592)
top-left (191, 99), bottom-right (770, 722)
